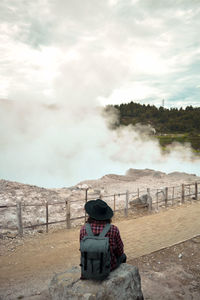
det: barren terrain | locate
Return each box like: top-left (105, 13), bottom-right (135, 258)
top-left (0, 201), bottom-right (200, 299)
top-left (1, 168), bottom-right (200, 231)
top-left (0, 169), bottom-right (200, 299)
top-left (131, 235), bottom-right (200, 300)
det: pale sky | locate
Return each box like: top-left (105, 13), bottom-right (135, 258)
top-left (0, 0), bottom-right (200, 187)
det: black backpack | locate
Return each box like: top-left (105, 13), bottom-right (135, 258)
top-left (80, 223), bottom-right (111, 280)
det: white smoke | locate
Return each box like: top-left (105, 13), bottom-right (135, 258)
top-left (0, 97), bottom-right (199, 188)
top-left (1, 0), bottom-right (200, 187)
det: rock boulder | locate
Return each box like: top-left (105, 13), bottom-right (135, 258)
top-left (49, 264), bottom-right (144, 300)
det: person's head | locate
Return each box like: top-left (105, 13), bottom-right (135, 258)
top-left (84, 199), bottom-right (113, 222)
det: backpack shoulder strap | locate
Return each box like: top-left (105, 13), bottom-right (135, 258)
top-left (99, 224), bottom-right (111, 237)
top-left (85, 223), bottom-right (94, 236)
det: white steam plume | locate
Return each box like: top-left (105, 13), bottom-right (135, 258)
top-left (1, 0), bottom-right (200, 188)
top-left (0, 97), bottom-right (199, 188)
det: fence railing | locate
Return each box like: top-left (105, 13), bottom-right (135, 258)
top-left (0, 181), bottom-right (200, 237)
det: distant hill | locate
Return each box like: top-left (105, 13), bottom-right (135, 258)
top-left (107, 102), bottom-right (200, 134)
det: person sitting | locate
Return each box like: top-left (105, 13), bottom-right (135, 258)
top-left (80, 199), bottom-right (126, 279)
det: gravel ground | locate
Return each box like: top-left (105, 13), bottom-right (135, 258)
top-left (130, 235), bottom-right (200, 300)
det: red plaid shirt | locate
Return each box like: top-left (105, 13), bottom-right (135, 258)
top-left (80, 220), bottom-right (124, 271)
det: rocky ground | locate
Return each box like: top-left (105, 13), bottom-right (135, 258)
top-left (131, 235), bottom-right (200, 300)
top-left (1, 168), bottom-right (200, 232)
top-left (0, 201), bottom-right (200, 299)
top-left (0, 169), bottom-right (200, 299)
top-left (0, 226), bottom-right (200, 299)
top-left (78, 168), bottom-right (200, 200)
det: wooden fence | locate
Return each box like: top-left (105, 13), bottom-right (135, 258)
top-left (0, 181), bottom-right (200, 237)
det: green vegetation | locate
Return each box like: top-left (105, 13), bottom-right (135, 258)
top-left (157, 134), bottom-right (200, 153)
top-left (106, 102), bottom-right (200, 152)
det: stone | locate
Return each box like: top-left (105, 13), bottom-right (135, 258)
top-left (49, 264), bottom-right (144, 300)
top-left (129, 194), bottom-right (150, 209)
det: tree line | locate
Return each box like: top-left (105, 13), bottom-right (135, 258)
top-left (109, 102), bottom-right (200, 134)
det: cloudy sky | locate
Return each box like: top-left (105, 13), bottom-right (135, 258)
top-left (0, 0), bottom-right (200, 187)
top-left (1, 0), bottom-right (200, 107)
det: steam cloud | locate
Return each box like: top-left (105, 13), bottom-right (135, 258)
top-left (0, 97), bottom-right (199, 188)
top-left (1, 0), bottom-right (200, 187)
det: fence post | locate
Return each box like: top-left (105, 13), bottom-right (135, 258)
top-left (165, 187), bottom-right (168, 208)
top-left (137, 188), bottom-right (140, 198)
top-left (17, 201), bottom-right (23, 237)
top-left (195, 182), bottom-right (198, 200)
top-left (156, 189), bottom-right (159, 211)
top-left (124, 190), bottom-right (129, 217)
top-left (147, 188), bottom-right (152, 211)
top-left (188, 184), bottom-right (192, 202)
top-left (172, 187), bottom-right (175, 205)
top-left (114, 194), bottom-right (116, 212)
top-left (45, 201), bottom-right (49, 233)
top-left (181, 184), bottom-right (185, 203)
top-left (66, 200), bottom-right (71, 229)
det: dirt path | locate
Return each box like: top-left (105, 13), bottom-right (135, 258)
top-left (0, 201), bottom-right (200, 299)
